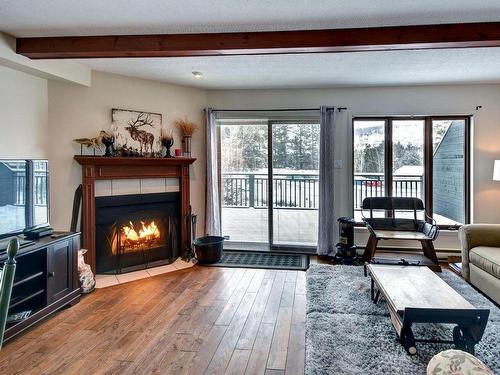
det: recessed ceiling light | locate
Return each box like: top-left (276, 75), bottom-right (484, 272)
top-left (192, 71), bottom-right (203, 78)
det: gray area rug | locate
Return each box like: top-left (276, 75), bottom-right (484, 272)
top-left (306, 265), bottom-right (500, 375)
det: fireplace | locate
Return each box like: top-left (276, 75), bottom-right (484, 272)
top-left (74, 156), bottom-right (195, 272)
top-left (95, 192), bottom-right (180, 274)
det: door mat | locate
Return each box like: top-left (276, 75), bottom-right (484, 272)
top-left (203, 250), bottom-right (309, 271)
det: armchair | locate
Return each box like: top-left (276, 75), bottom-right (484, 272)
top-left (459, 224), bottom-right (500, 304)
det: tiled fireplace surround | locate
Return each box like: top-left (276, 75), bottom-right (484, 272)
top-left (95, 177), bottom-right (180, 197)
top-left (94, 177), bottom-right (194, 288)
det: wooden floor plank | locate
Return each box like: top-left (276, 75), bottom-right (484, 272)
top-left (284, 323), bottom-right (305, 375)
top-left (0, 267), bottom-right (305, 375)
top-left (224, 349), bottom-right (251, 375)
top-left (180, 324), bottom-right (228, 375)
top-left (215, 269), bottom-right (257, 326)
top-left (266, 306), bottom-right (293, 370)
top-left (205, 290), bottom-right (258, 374)
top-left (245, 323), bottom-right (276, 375)
top-left (295, 272), bottom-right (306, 295)
top-left (261, 271), bottom-right (286, 324)
top-left (237, 274), bottom-right (275, 350)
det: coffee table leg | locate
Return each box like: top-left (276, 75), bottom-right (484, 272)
top-left (374, 290), bottom-right (381, 304)
top-left (401, 324), bottom-right (417, 355)
top-left (453, 326), bottom-right (476, 355)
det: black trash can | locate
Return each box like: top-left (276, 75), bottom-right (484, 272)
top-left (193, 236), bottom-right (224, 264)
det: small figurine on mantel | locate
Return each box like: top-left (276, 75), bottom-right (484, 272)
top-left (100, 130), bottom-right (115, 156)
top-left (159, 129), bottom-right (174, 158)
top-left (73, 135), bottom-right (103, 156)
top-left (73, 129), bottom-right (116, 156)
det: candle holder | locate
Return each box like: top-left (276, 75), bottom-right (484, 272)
top-left (160, 129), bottom-right (174, 158)
top-left (162, 138), bottom-right (174, 158)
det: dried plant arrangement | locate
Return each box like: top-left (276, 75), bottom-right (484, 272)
top-left (174, 118), bottom-right (197, 137)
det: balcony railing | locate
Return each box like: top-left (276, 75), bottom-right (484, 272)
top-left (353, 173), bottom-right (423, 211)
top-left (13, 173), bottom-right (48, 206)
top-left (222, 172), bottom-right (423, 212)
top-left (222, 173), bottom-right (319, 209)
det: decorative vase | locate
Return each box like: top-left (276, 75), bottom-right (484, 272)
top-left (182, 136), bottom-right (192, 157)
top-left (162, 138), bottom-right (174, 158)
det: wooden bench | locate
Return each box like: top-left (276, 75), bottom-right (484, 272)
top-left (361, 197), bottom-right (440, 271)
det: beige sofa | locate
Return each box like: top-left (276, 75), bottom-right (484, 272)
top-left (459, 224), bottom-right (500, 304)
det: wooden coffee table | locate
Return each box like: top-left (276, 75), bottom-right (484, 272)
top-left (366, 264), bottom-right (490, 355)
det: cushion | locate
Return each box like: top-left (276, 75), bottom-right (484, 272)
top-left (470, 246), bottom-right (500, 279)
top-left (427, 349), bottom-right (493, 375)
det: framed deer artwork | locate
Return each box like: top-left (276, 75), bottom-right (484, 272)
top-left (111, 108), bottom-right (163, 156)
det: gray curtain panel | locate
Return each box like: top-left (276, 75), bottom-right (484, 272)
top-left (317, 106), bottom-right (337, 255)
top-left (204, 108), bottom-right (221, 235)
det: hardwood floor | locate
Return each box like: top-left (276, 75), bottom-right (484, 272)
top-left (0, 266), bottom-right (306, 375)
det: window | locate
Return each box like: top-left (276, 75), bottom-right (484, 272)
top-left (353, 116), bottom-right (470, 227)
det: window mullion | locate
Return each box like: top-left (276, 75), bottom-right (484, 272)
top-left (424, 117), bottom-right (433, 221)
top-left (464, 116), bottom-right (471, 224)
top-left (385, 118), bottom-right (393, 198)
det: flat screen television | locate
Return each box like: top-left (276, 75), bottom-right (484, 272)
top-left (0, 159), bottom-right (50, 240)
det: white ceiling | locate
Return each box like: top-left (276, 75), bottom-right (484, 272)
top-left (78, 48), bottom-right (500, 89)
top-left (2, 0), bottom-right (500, 89)
top-left (2, 0), bottom-right (500, 36)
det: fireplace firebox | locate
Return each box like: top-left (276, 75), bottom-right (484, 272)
top-left (95, 192), bottom-right (180, 274)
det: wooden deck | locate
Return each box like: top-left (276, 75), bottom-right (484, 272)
top-left (222, 207), bottom-right (318, 246)
top-left (0, 266), bottom-right (306, 375)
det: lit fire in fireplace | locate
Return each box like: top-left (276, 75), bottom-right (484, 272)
top-left (121, 221), bottom-right (161, 251)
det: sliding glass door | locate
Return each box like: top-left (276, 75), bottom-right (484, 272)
top-left (220, 121), bottom-right (269, 251)
top-left (271, 121), bottom-right (319, 248)
top-left (219, 118), bottom-right (319, 252)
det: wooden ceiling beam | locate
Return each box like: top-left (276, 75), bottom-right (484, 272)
top-left (16, 22), bottom-right (500, 59)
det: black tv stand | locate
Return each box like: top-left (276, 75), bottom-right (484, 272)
top-left (0, 232), bottom-right (81, 343)
top-left (0, 236), bottom-right (35, 252)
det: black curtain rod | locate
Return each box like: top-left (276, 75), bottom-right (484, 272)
top-left (213, 107), bottom-right (347, 112)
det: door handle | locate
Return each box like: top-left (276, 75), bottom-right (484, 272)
top-left (48, 271), bottom-right (55, 278)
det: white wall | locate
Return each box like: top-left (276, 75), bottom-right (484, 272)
top-left (208, 84), bottom-right (500, 250)
top-left (0, 65), bottom-right (48, 158)
top-left (48, 71), bottom-right (207, 232)
top-left (3, 61), bottom-right (500, 252)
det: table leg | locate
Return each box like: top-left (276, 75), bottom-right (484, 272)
top-left (401, 324), bottom-right (417, 355)
top-left (374, 290), bottom-right (381, 304)
top-left (421, 240), bottom-right (441, 272)
top-left (363, 235), bottom-right (378, 262)
top-left (453, 326), bottom-right (476, 355)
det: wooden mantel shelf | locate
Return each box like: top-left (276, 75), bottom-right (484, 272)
top-left (74, 156), bottom-right (196, 166)
top-left (73, 155), bottom-right (196, 272)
